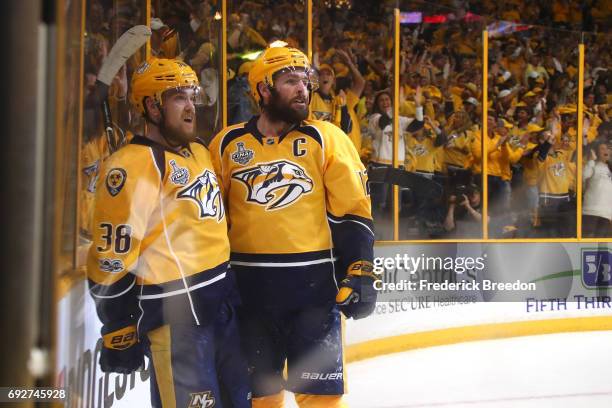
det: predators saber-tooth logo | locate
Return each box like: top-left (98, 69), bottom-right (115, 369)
top-left (232, 160), bottom-right (313, 210)
top-left (413, 144), bottom-right (427, 156)
top-left (177, 169), bottom-right (225, 222)
top-left (188, 391), bottom-right (215, 407)
top-left (312, 111), bottom-right (332, 122)
top-left (551, 162), bottom-right (566, 177)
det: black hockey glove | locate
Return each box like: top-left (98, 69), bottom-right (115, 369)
top-left (100, 321), bottom-right (144, 374)
top-left (335, 261), bottom-right (378, 320)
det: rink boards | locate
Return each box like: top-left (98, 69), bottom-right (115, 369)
top-left (55, 242), bottom-right (612, 407)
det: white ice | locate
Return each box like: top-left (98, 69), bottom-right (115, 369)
top-left (284, 331), bottom-right (612, 407)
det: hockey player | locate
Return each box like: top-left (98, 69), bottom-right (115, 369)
top-left (209, 43), bottom-right (377, 408)
top-left (87, 58), bottom-right (250, 408)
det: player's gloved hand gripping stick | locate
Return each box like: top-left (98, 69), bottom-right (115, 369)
top-left (100, 321), bottom-right (144, 374)
top-left (336, 261), bottom-right (378, 319)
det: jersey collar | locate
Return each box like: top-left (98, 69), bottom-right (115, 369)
top-left (130, 135), bottom-right (195, 156)
top-left (246, 115), bottom-right (302, 145)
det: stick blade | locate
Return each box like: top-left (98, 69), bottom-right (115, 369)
top-left (98, 25), bottom-right (152, 85)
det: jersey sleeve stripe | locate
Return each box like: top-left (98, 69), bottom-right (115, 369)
top-left (327, 213), bottom-right (375, 237)
top-left (88, 274), bottom-right (136, 299)
top-left (138, 272), bottom-right (226, 300)
top-left (137, 261), bottom-right (229, 298)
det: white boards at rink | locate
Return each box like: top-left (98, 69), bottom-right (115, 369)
top-left (56, 242), bottom-right (612, 407)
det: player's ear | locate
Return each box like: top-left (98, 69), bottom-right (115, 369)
top-left (257, 82), bottom-right (271, 105)
top-left (144, 96), bottom-right (161, 122)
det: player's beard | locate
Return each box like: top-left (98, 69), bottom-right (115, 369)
top-left (160, 115), bottom-right (196, 147)
top-left (265, 89), bottom-right (309, 124)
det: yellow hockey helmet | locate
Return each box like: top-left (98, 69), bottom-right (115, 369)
top-left (130, 58), bottom-right (202, 113)
top-left (248, 42), bottom-right (317, 105)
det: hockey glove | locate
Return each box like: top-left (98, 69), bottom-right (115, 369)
top-left (100, 322), bottom-right (144, 374)
top-left (335, 261), bottom-right (378, 320)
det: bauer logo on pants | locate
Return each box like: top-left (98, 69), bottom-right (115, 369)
top-left (188, 391), bottom-right (215, 408)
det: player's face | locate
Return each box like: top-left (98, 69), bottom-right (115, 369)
top-left (161, 87), bottom-right (199, 144)
top-left (265, 70), bottom-right (310, 123)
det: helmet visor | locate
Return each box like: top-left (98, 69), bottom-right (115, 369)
top-left (271, 66), bottom-right (319, 93)
top-left (161, 85), bottom-right (206, 107)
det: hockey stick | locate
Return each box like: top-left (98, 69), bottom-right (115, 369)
top-left (368, 166), bottom-right (444, 201)
top-left (96, 25), bottom-right (151, 152)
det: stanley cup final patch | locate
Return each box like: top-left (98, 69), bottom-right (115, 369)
top-left (106, 168), bottom-right (127, 196)
top-left (231, 142), bottom-right (254, 165)
top-left (169, 159), bottom-right (190, 185)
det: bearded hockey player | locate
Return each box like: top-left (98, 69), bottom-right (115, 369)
top-left (209, 42), bottom-right (377, 408)
top-left (87, 58), bottom-right (250, 408)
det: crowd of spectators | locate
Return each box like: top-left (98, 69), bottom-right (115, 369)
top-left (80, 0), bottom-right (611, 240)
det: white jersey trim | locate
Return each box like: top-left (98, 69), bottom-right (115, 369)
top-left (137, 272), bottom-right (227, 300)
top-left (91, 278), bottom-right (136, 299)
top-left (327, 216), bottom-right (375, 237)
top-left (231, 258), bottom-right (337, 268)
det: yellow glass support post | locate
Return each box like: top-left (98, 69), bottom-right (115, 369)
top-left (53, 0), bottom-right (67, 271)
top-left (576, 43), bottom-right (585, 240)
top-left (145, 0), bottom-right (151, 59)
top-left (52, 1), bottom-right (69, 396)
top-left (392, 8), bottom-right (400, 241)
top-left (307, 0), bottom-right (312, 61)
top-left (221, 0), bottom-right (227, 128)
top-left (74, 0), bottom-right (86, 268)
top-left (482, 30), bottom-right (489, 240)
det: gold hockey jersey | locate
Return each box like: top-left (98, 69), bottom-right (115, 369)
top-left (407, 134), bottom-right (439, 174)
top-left (209, 117), bottom-right (373, 270)
top-left (537, 149), bottom-right (576, 197)
top-left (87, 136), bottom-right (231, 332)
top-left (309, 91), bottom-right (354, 136)
top-left (444, 130), bottom-right (472, 169)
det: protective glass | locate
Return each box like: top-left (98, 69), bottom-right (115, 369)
top-left (161, 85), bottom-right (206, 107)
